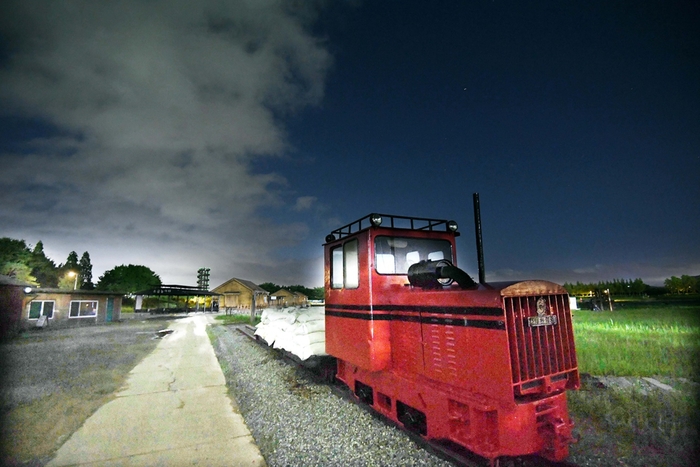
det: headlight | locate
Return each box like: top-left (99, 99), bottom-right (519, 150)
top-left (325, 234), bottom-right (336, 243)
top-left (370, 214), bottom-right (383, 227)
top-left (447, 220), bottom-right (458, 232)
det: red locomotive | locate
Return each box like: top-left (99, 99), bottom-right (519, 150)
top-left (323, 195), bottom-right (579, 465)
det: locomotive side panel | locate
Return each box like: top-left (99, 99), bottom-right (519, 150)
top-left (389, 318), bottom-right (424, 374)
top-left (325, 231), bottom-right (391, 372)
top-left (421, 322), bottom-right (513, 403)
top-left (382, 287), bottom-right (515, 402)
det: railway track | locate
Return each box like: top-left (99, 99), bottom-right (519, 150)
top-left (234, 324), bottom-right (579, 467)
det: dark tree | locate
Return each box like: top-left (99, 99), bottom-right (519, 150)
top-left (29, 241), bottom-right (59, 287)
top-left (310, 286), bottom-right (325, 300)
top-left (258, 282), bottom-right (323, 300)
top-left (630, 278), bottom-right (647, 295)
top-left (79, 251), bottom-right (94, 290)
top-left (96, 264), bottom-right (161, 294)
top-left (0, 261), bottom-right (37, 284)
top-left (258, 282), bottom-right (281, 294)
top-left (287, 284), bottom-right (316, 298)
top-left (665, 275), bottom-right (698, 294)
top-left (0, 238), bottom-right (38, 284)
top-left (0, 238), bottom-right (31, 265)
top-left (32, 241), bottom-right (44, 255)
top-left (64, 251), bottom-right (79, 272)
top-left (564, 278), bottom-right (650, 296)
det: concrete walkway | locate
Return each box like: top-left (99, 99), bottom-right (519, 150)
top-left (47, 314), bottom-right (265, 467)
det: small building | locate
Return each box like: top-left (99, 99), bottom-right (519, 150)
top-left (270, 289), bottom-right (308, 307)
top-left (21, 289), bottom-right (123, 329)
top-left (212, 278), bottom-right (269, 310)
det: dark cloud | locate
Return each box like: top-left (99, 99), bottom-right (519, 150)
top-left (0, 0), bottom-right (331, 286)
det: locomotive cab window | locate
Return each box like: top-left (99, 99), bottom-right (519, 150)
top-left (331, 239), bottom-right (359, 289)
top-left (374, 236), bottom-right (453, 274)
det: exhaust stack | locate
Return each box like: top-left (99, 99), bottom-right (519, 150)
top-left (473, 193), bottom-right (486, 284)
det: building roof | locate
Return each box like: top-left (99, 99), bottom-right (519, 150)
top-left (212, 278), bottom-right (269, 294)
top-left (271, 289), bottom-right (307, 299)
top-left (0, 274), bottom-right (34, 287)
top-left (1, 275), bottom-right (123, 296)
top-left (28, 288), bottom-right (126, 296)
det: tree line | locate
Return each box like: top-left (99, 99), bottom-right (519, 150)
top-left (0, 237), bottom-right (161, 293)
top-left (564, 276), bottom-right (698, 296)
top-left (663, 275), bottom-right (698, 295)
top-left (563, 278), bottom-right (648, 296)
top-left (0, 238), bottom-right (93, 289)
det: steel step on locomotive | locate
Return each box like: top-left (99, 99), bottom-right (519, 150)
top-left (322, 194), bottom-right (579, 465)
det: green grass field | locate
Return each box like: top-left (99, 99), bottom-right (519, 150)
top-left (572, 305), bottom-right (699, 378)
top-left (567, 299), bottom-right (699, 466)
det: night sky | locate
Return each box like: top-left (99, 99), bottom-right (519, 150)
top-left (1, 1), bottom-right (698, 288)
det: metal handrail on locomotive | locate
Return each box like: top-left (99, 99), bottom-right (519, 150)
top-left (322, 195), bottom-right (580, 464)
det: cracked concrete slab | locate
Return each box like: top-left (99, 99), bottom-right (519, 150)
top-left (46, 314), bottom-right (265, 467)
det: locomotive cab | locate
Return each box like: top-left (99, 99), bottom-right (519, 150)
top-left (324, 212), bottom-right (580, 464)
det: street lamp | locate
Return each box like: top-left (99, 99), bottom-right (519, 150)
top-left (68, 271), bottom-right (78, 290)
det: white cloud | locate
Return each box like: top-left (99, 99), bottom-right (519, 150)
top-left (0, 0), bottom-right (331, 286)
top-left (293, 196), bottom-right (317, 211)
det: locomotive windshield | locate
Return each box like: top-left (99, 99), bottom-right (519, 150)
top-left (374, 236), bottom-right (453, 274)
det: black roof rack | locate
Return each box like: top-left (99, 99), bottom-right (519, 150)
top-left (330, 214), bottom-right (457, 240)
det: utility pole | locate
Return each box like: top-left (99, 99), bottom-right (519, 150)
top-left (250, 291), bottom-right (257, 324)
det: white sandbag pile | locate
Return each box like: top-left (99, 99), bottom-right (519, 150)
top-left (255, 307), bottom-right (327, 361)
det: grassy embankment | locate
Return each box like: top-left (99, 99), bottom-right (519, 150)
top-left (215, 313), bottom-right (261, 325)
top-left (568, 297), bottom-right (699, 465)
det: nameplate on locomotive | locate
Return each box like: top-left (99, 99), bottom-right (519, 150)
top-left (528, 315), bottom-right (558, 327)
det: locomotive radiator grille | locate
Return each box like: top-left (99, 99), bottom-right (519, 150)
top-left (504, 294), bottom-right (578, 399)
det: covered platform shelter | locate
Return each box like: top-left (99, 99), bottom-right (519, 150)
top-left (135, 285), bottom-right (221, 314)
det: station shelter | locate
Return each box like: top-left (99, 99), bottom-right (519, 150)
top-left (135, 284), bottom-right (221, 313)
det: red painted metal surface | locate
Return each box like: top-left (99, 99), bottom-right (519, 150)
top-left (324, 215), bottom-right (579, 463)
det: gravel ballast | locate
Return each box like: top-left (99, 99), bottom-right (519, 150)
top-left (209, 324), bottom-right (453, 467)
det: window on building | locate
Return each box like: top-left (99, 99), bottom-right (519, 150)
top-left (28, 301), bottom-right (55, 320)
top-left (331, 239), bottom-right (360, 289)
top-left (69, 300), bottom-right (98, 318)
